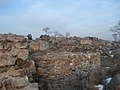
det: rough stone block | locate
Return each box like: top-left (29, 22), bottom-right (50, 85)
top-left (17, 49), bottom-right (29, 60)
top-left (0, 52), bottom-right (16, 66)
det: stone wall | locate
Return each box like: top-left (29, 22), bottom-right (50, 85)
top-left (32, 51), bottom-right (100, 90)
top-left (0, 34), bottom-right (38, 90)
top-left (30, 40), bottom-right (48, 52)
top-left (0, 34), bottom-right (101, 90)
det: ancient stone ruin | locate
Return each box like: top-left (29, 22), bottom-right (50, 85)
top-left (0, 34), bottom-right (37, 90)
top-left (0, 34), bottom-right (120, 90)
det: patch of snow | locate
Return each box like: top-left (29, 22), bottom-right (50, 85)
top-left (70, 63), bottom-right (73, 66)
top-left (25, 76), bottom-right (29, 81)
top-left (94, 84), bottom-right (103, 90)
top-left (106, 78), bottom-right (112, 84)
top-left (109, 51), bottom-right (112, 54)
top-left (105, 67), bottom-right (110, 69)
top-left (110, 55), bottom-right (114, 58)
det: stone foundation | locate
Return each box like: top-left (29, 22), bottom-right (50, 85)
top-left (32, 51), bottom-right (100, 90)
top-left (0, 34), bottom-right (38, 90)
top-left (0, 34), bottom-right (101, 90)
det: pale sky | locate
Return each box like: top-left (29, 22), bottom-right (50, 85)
top-left (0, 0), bottom-right (120, 40)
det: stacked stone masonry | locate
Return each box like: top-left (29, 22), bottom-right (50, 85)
top-left (0, 34), bottom-right (106, 90)
top-left (0, 34), bottom-right (38, 90)
top-left (32, 51), bottom-right (100, 90)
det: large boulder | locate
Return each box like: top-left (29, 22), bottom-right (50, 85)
top-left (30, 40), bottom-right (48, 52)
top-left (3, 76), bottom-right (29, 89)
top-left (0, 76), bottom-right (31, 90)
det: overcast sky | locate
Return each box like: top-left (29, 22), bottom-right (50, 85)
top-left (0, 0), bottom-right (120, 40)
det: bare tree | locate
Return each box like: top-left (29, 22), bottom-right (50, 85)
top-left (112, 33), bottom-right (118, 42)
top-left (54, 31), bottom-right (59, 39)
top-left (110, 20), bottom-right (120, 41)
top-left (42, 27), bottom-right (50, 35)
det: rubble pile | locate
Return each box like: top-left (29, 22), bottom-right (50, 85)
top-left (0, 34), bottom-right (120, 90)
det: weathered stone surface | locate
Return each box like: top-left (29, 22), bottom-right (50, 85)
top-left (36, 67), bottom-right (45, 76)
top-left (14, 35), bottom-right (25, 42)
top-left (0, 34), bottom-right (25, 42)
top-left (17, 49), bottom-right (29, 60)
top-left (0, 63), bottom-right (36, 89)
top-left (17, 83), bottom-right (39, 90)
top-left (108, 74), bottom-right (120, 90)
top-left (22, 60), bottom-right (36, 75)
top-left (10, 47), bottom-right (20, 56)
top-left (0, 42), bottom-right (3, 50)
top-left (0, 34), bottom-right (6, 41)
top-left (3, 42), bottom-right (13, 51)
top-left (0, 34), bottom-right (37, 90)
top-left (0, 75), bottom-right (30, 90)
top-left (14, 42), bottom-right (21, 48)
top-left (13, 42), bottom-right (28, 49)
top-left (4, 76), bottom-right (29, 88)
top-left (30, 40), bottom-right (48, 52)
top-left (30, 41), bottom-right (40, 52)
top-left (20, 43), bottom-right (28, 49)
top-left (89, 86), bottom-right (98, 90)
top-left (80, 39), bottom-right (92, 45)
top-left (88, 68), bottom-right (105, 85)
top-left (7, 66), bottom-right (24, 77)
top-left (0, 52), bottom-right (16, 66)
top-left (5, 34), bottom-right (16, 41)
